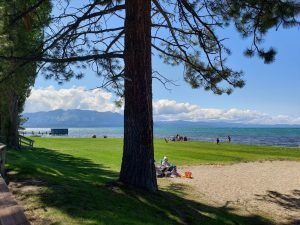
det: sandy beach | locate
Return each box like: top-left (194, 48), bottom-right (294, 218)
top-left (159, 161), bottom-right (300, 224)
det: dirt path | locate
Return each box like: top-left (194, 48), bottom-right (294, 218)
top-left (159, 161), bottom-right (300, 224)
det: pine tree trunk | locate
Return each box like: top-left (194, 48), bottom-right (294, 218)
top-left (7, 93), bottom-right (19, 149)
top-left (119, 0), bottom-right (158, 191)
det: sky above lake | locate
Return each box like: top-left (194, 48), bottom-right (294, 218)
top-left (24, 5), bottom-right (300, 125)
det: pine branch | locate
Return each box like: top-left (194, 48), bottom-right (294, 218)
top-left (0, 53), bottom-right (124, 63)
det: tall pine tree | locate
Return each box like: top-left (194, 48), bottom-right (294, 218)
top-left (0, 0), bottom-right (299, 190)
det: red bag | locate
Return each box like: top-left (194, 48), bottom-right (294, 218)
top-left (185, 171), bottom-right (192, 178)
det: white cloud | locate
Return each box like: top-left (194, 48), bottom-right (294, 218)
top-left (153, 99), bottom-right (198, 115)
top-left (24, 87), bottom-right (300, 125)
top-left (24, 86), bottom-right (121, 113)
top-left (153, 99), bottom-right (300, 125)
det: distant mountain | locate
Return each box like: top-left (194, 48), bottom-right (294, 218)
top-left (22, 109), bottom-right (300, 128)
top-left (23, 109), bottom-right (123, 128)
top-left (154, 120), bottom-right (300, 128)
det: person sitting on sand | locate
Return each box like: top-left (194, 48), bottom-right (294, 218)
top-left (161, 156), bottom-right (180, 177)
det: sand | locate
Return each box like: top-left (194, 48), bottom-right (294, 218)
top-left (159, 161), bottom-right (300, 224)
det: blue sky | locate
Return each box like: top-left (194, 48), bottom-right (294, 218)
top-left (26, 7), bottom-right (300, 125)
top-left (153, 26), bottom-right (300, 115)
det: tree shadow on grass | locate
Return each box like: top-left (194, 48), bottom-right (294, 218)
top-left (7, 147), bottom-right (274, 225)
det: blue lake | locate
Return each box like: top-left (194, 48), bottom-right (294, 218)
top-left (22, 127), bottom-right (300, 147)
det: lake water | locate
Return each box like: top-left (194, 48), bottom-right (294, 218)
top-left (22, 127), bottom-right (300, 147)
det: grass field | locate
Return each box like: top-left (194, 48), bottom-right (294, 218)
top-left (6, 138), bottom-right (300, 225)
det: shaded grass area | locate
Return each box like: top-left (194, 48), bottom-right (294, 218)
top-left (6, 138), bottom-right (300, 224)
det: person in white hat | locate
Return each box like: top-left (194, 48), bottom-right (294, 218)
top-left (161, 156), bottom-right (179, 177)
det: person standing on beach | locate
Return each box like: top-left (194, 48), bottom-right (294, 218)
top-left (216, 138), bottom-right (220, 144)
top-left (228, 135), bottom-right (231, 143)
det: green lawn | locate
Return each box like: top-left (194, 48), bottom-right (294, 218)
top-left (6, 138), bottom-right (300, 225)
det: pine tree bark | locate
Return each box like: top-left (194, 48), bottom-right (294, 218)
top-left (2, 91), bottom-right (19, 149)
top-left (119, 0), bottom-right (158, 191)
top-left (7, 93), bottom-right (19, 148)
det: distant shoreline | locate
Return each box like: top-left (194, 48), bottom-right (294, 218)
top-left (21, 127), bottom-right (300, 148)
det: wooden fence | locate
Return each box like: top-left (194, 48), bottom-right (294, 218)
top-left (18, 135), bottom-right (34, 149)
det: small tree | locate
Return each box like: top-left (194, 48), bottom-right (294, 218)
top-left (0, 0), bottom-right (299, 189)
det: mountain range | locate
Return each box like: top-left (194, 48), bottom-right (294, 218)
top-left (22, 109), bottom-right (300, 128)
top-left (23, 109), bottom-right (123, 128)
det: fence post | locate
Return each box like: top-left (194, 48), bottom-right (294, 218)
top-left (0, 143), bottom-right (6, 177)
